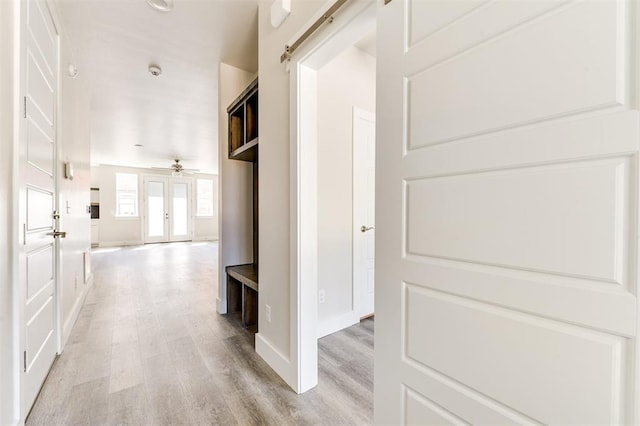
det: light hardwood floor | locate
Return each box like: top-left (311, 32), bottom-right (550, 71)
top-left (26, 242), bottom-right (373, 425)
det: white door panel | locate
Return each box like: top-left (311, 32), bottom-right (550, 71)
top-left (170, 180), bottom-right (191, 241)
top-left (144, 177), bottom-right (168, 243)
top-left (20, 0), bottom-right (59, 418)
top-left (375, 0), bottom-right (639, 424)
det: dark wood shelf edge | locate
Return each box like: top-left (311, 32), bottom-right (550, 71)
top-left (229, 138), bottom-right (258, 162)
top-left (226, 263), bottom-right (258, 292)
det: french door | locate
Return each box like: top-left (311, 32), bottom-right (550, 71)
top-left (143, 176), bottom-right (192, 243)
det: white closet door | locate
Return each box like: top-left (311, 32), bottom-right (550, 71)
top-left (20, 0), bottom-right (59, 418)
top-left (375, 0), bottom-right (639, 424)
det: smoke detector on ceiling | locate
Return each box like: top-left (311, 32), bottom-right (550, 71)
top-left (146, 0), bottom-right (173, 12)
top-left (148, 64), bottom-right (162, 77)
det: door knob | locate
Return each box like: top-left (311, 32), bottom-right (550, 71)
top-left (361, 225), bottom-right (374, 233)
top-left (165, 213), bottom-right (169, 219)
top-left (47, 230), bottom-right (67, 238)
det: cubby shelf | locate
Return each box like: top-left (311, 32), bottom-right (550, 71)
top-left (227, 77), bottom-right (258, 162)
top-left (225, 78), bottom-right (259, 333)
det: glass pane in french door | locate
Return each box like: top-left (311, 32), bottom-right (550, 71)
top-left (148, 181), bottom-right (165, 237)
top-left (172, 182), bottom-right (188, 236)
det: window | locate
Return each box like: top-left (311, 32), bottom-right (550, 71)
top-left (196, 179), bottom-right (214, 217)
top-left (115, 173), bottom-right (138, 217)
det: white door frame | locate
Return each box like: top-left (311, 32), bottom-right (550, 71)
top-left (286, 0), bottom-right (376, 393)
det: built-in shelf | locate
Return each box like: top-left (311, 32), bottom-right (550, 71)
top-left (225, 78), bottom-right (259, 333)
top-left (226, 263), bottom-right (258, 292)
top-left (227, 77), bottom-right (258, 162)
top-left (229, 137), bottom-right (258, 162)
top-left (226, 263), bottom-right (258, 330)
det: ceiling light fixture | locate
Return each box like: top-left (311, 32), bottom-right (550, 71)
top-left (146, 0), bottom-right (173, 12)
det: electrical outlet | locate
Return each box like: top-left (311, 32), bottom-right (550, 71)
top-left (319, 289), bottom-right (325, 304)
top-left (265, 304), bottom-right (272, 323)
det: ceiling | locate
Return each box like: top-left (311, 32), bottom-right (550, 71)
top-left (58, 0), bottom-right (259, 175)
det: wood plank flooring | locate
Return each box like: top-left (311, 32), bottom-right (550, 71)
top-left (26, 242), bottom-right (373, 425)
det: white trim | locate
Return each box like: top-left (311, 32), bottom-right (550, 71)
top-left (255, 333), bottom-right (295, 388)
top-left (10, 0), bottom-right (20, 421)
top-left (193, 236), bottom-right (218, 242)
top-left (295, 63), bottom-right (319, 393)
top-left (216, 297), bottom-right (227, 314)
top-left (287, 0), bottom-right (376, 394)
top-left (98, 240), bottom-right (143, 248)
top-left (0, 1), bottom-right (21, 424)
top-left (317, 311), bottom-right (359, 339)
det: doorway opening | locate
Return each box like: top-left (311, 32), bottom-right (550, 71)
top-left (143, 175), bottom-right (193, 243)
top-left (289, 1), bottom-right (376, 393)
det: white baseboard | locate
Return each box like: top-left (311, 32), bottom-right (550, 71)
top-left (98, 240), bottom-right (142, 248)
top-left (193, 236), bottom-right (218, 242)
top-left (216, 297), bottom-right (227, 314)
top-left (62, 274), bottom-right (93, 347)
top-left (255, 333), bottom-right (295, 390)
top-left (317, 311), bottom-right (359, 339)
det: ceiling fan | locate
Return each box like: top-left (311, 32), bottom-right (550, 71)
top-left (152, 159), bottom-right (199, 175)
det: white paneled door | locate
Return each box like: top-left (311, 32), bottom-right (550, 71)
top-left (19, 0), bottom-right (60, 419)
top-left (353, 107), bottom-right (376, 318)
top-left (375, 0), bottom-right (639, 424)
top-left (144, 176), bottom-right (192, 243)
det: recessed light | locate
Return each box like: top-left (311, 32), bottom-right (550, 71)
top-left (134, 144), bottom-right (143, 147)
top-left (146, 0), bottom-right (173, 12)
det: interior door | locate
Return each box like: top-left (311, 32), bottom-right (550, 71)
top-left (19, 0), bottom-right (59, 418)
top-left (375, 0), bottom-right (639, 424)
top-left (353, 107), bottom-right (375, 318)
top-left (144, 176), bottom-right (192, 243)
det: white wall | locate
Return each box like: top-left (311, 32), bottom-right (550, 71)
top-left (0, 1), bottom-right (19, 424)
top-left (217, 62), bottom-right (255, 313)
top-left (59, 32), bottom-right (93, 344)
top-left (92, 164), bottom-right (219, 246)
top-left (317, 46), bottom-right (375, 335)
top-left (255, 0), bottom-right (326, 389)
top-left (0, 0), bottom-right (93, 422)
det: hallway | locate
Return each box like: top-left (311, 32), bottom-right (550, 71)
top-left (27, 242), bottom-right (373, 425)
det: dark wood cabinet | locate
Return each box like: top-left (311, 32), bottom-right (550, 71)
top-left (225, 78), bottom-right (259, 331)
